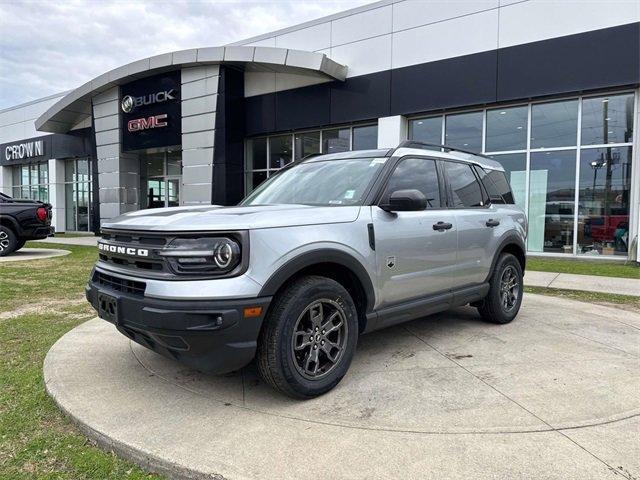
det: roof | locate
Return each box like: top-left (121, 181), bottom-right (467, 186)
top-left (35, 46), bottom-right (348, 134)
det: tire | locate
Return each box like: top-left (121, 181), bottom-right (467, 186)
top-left (14, 238), bottom-right (26, 252)
top-left (257, 275), bottom-right (359, 399)
top-left (0, 226), bottom-right (18, 257)
top-left (477, 253), bottom-right (523, 324)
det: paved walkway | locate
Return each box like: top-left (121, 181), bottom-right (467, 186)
top-left (44, 294), bottom-right (639, 480)
top-left (525, 270), bottom-right (640, 297)
top-left (0, 248), bottom-right (70, 263)
top-left (34, 236), bottom-right (98, 247)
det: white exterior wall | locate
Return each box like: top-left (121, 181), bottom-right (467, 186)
top-left (0, 93), bottom-right (66, 144)
top-left (236, 0), bottom-right (640, 97)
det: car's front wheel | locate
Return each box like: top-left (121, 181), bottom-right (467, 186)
top-left (257, 275), bottom-right (359, 399)
top-left (477, 253), bottom-right (523, 324)
top-left (0, 226), bottom-right (17, 257)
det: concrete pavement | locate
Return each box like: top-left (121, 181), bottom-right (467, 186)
top-left (0, 248), bottom-right (70, 263)
top-left (44, 294), bottom-right (640, 480)
top-left (34, 235), bottom-right (98, 247)
top-left (525, 270), bottom-right (640, 296)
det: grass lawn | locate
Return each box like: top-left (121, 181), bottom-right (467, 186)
top-left (0, 242), bottom-right (160, 479)
top-left (527, 256), bottom-right (640, 279)
top-left (524, 286), bottom-right (640, 311)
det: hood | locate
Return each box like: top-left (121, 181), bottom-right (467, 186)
top-left (101, 204), bottom-right (362, 232)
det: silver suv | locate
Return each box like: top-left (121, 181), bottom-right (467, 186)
top-left (86, 142), bottom-right (527, 398)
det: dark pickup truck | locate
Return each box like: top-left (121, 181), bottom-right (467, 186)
top-left (0, 192), bottom-right (53, 256)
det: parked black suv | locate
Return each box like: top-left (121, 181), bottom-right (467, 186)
top-left (0, 192), bottom-right (53, 256)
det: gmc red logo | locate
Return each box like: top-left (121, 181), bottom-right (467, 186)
top-left (127, 114), bottom-right (168, 132)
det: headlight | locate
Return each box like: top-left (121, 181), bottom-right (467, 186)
top-left (158, 237), bottom-right (241, 275)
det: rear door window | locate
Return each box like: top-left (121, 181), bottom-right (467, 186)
top-left (477, 168), bottom-right (515, 204)
top-left (442, 161), bottom-right (485, 207)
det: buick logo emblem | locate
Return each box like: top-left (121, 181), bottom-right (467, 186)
top-left (121, 95), bottom-right (134, 113)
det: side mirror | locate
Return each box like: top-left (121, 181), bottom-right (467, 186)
top-left (381, 189), bottom-right (427, 212)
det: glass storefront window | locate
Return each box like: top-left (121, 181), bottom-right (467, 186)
top-left (490, 153), bottom-right (526, 209)
top-left (352, 125), bottom-right (378, 150)
top-left (322, 128), bottom-right (350, 153)
top-left (64, 158), bottom-right (92, 231)
top-left (578, 147), bottom-right (631, 256)
top-left (445, 111), bottom-right (483, 152)
top-left (294, 131), bottom-right (320, 161)
top-left (531, 99), bottom-right (578, 148)
top-left (486, 106), bottom-right (528, 152)
top-left (528, 150), bottom-right (576, 254)
top-left (246, 138), bottom-right (267, 170)
top-left (408, 116), bottom-right (442, 147)
top-left (12, 162), bottom-right (48, 202)
top-left (269, 135), bottom-right (293, 169)
top-left (581, 94), bottom-right (634, 146)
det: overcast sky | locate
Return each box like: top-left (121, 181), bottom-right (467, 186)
top-left (0, 0), bottom-right (372, 109)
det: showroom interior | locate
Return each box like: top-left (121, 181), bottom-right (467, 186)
top-left (0, 0), bottom-right (638, 261)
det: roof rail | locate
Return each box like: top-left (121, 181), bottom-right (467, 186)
top-left (394, 140), bottom-right (494, 160)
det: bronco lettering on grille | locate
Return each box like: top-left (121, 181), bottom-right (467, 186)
top-left (98, 242), bottom-right (149, 257)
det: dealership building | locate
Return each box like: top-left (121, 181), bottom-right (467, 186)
top-left (0, 0), bottom-right (638, 260)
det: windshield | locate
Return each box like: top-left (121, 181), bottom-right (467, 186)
top-left (241, 158), bottom-right (387, 207)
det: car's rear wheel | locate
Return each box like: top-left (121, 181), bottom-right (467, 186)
top-left (257, 275), bottom-right (358, 399)
top-left (14, 238), bottom-right (26, 252)
top-left (477, 253), bottom-right (523, 324)
top-left (0, 226), bottom-right (17, 257)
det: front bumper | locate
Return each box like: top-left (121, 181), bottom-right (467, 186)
top-left (85, 275), bottom-right (271, 374)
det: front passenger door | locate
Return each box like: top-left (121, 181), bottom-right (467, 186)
top-left (373, 157), bottom-right (457, 308)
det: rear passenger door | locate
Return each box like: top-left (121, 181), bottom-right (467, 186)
top-left (373, 157), bottom-right (458, 308)
top-left (441, 160), bottom-right (499, 287)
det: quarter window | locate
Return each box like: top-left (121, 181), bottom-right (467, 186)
top-left (443, 162), bottom-right (484, 208)
top-left (384, 158), bottom-right (441, 208)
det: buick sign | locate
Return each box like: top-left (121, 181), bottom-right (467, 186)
top-left (121, 90), bottom-right (176, 113)
top-left (121, 95), bottom-right (134, 113)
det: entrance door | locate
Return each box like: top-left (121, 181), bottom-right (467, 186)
top-left (373, 157), bottom-right (457, 308)
top-left (141, 151), bottom-right (182, 208)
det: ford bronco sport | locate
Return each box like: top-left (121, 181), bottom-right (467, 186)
top-left (86, 141), bottom-right (527, 398)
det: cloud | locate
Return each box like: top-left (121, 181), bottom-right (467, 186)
top-left (0, 0), bottom-right (372, 109)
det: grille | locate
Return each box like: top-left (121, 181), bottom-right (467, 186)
top-left (94, 271), bottom-right (146, 296)
top-left (99, 230), bottom-right (169, 275)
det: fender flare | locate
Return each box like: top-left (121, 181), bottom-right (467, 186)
top-left (0, 215), bottom-right (22, 235)
top-left (258, 248), bottom-right (376, 313)
top-left (486, 234), bottom-right (527, 282)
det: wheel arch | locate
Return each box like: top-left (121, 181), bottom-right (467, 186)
top-left (258, 249), bottom-right (376, 333)
top-left (0, 215), bottom-right (20, 235)
top-left (488, 235), bottom-right (527, 280)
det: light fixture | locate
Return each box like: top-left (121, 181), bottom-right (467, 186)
top-left (499, 111), bottom-right (507, 115)
top-left (516, 126), bottom-right (523, 130)
top-left (602, 99), bottom-right (609, 103)
top-left (605, 117), bottom-right (611, 121)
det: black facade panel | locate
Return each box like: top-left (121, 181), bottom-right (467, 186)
top-left (214, 67), bottom-right (246, 205)
top-left (244, 93), bottom-right (276, 136)
top-left (275, 83), bottom-right (331, 131)
top-left (330, 71), bottom-right (391, 124)
top-left (390, 50), bottom-right (498, 116)
top-left (497, 22), bottom-right (640, 101)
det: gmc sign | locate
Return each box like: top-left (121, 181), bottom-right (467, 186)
top-left (127, 114), bottom-right (168, 132)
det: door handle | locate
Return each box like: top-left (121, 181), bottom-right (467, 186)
top-left (486, 219), bottom-right (500, 227)
top-left (433, 221), bottom-right (453, 231)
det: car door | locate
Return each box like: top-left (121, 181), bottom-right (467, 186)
top-left (372, 156), bottom-right (458, 308)
top-left (441, 160), bottom-right (499, 287)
